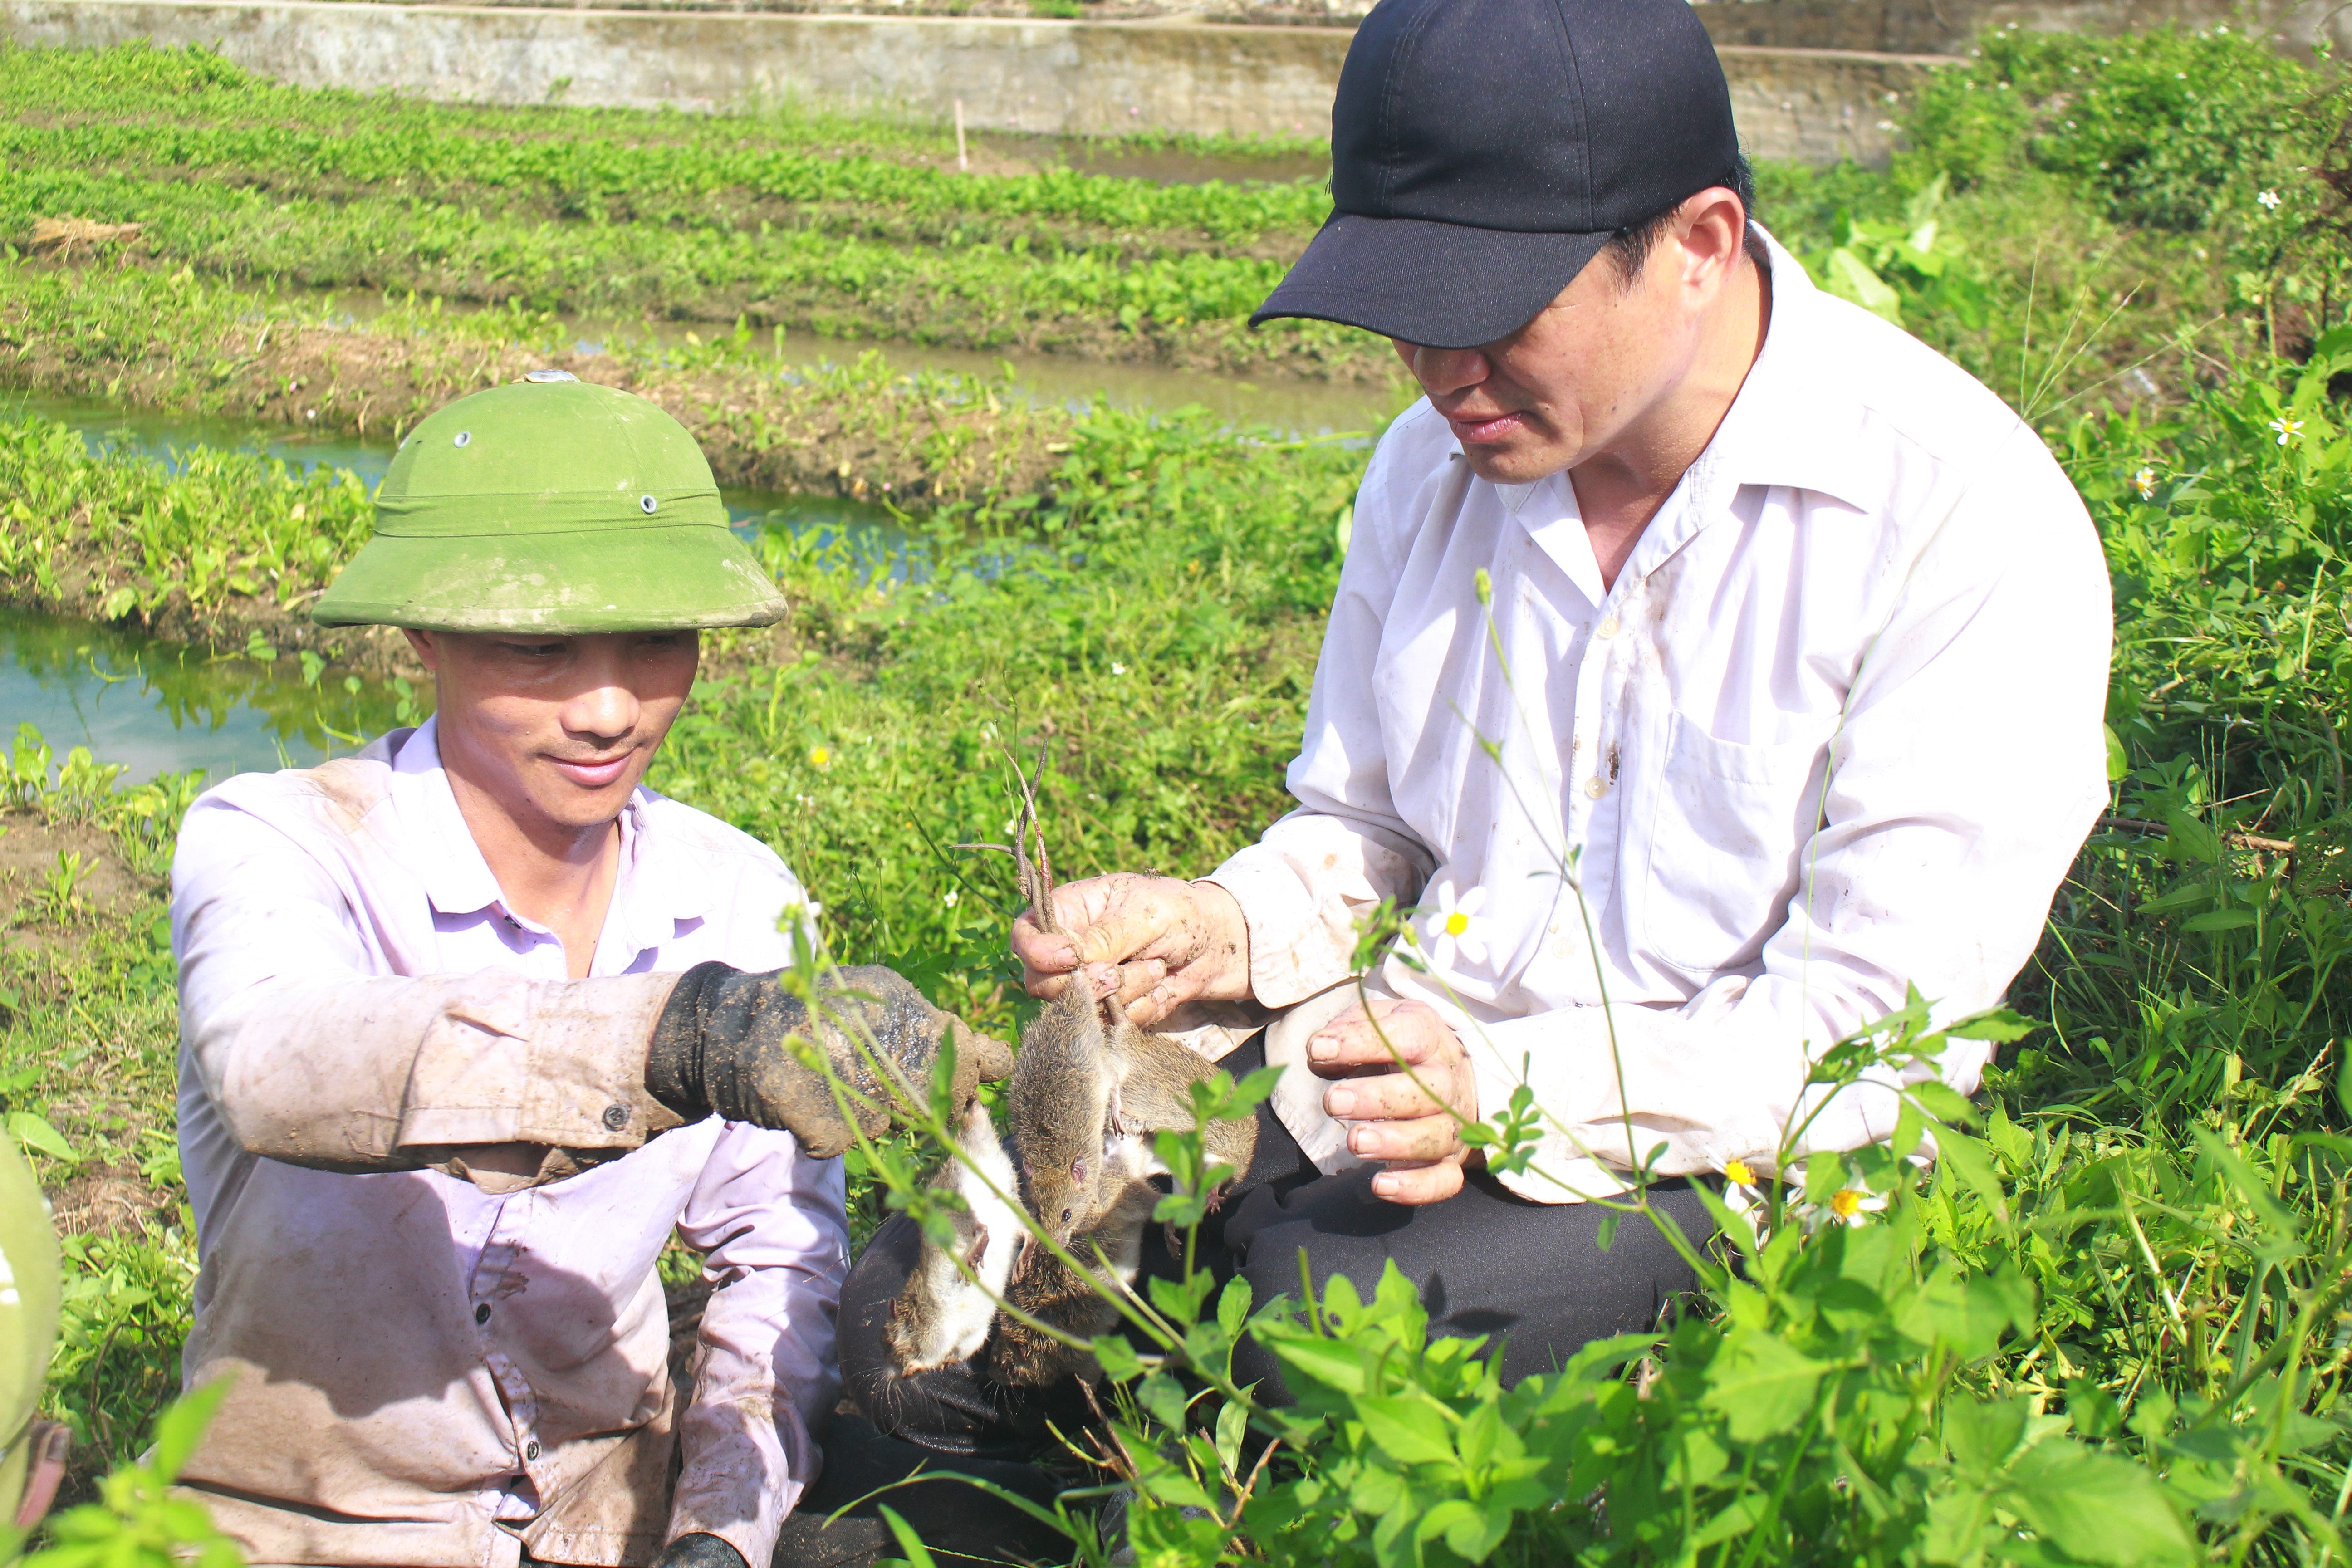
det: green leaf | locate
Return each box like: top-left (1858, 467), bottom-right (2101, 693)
top-left (1355, 1395), bottom-right (1459, 1467)
top-left (876, 1504), bottom-right (940, 1568)
top-left (1827, 246), bottom-right (1903, 322)
top-left (1929, 1124), bottom-right (2010, 1231)
top-left (152, 1378), bottom-right (234, 1481)
top-left (1214, 1397), bottom-right (1248, 1479)
top-left (1137, 1370), bottom-right (1189, 1433)
top-left (1943, 1395), bottom-right (2030, 1476)
top-left (1909, 1080), bottom-right (1981, 1125)
top-left (2104, 722), bottom-right (2129, 781)
top-left (1946, 1007), bottom-right (2035, 1044)
top-left (5, 1111), bottom-right (77, 1162)
top-left (1217, 1274), bottom-right (1251, 1339)
top-left (1092, 1334), bottom-right (1146, 1385)
top-left (2182, 908), bottom-right (2257, 932)
top-left (2003, 1447), bottom-right (2195, 1566)
top-left (1700, 1326), bottom-right (1826, 1441)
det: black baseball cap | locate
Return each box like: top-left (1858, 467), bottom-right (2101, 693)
top-left (1252, 0), bottom-right (1741, 350)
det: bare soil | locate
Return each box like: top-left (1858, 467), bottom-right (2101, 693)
top-left (0, 817), bottom-right (147, 946)
top-left (0, 813), bottom-right (180, 1240)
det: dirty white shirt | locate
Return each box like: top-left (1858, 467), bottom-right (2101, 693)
top-left (1203, 233), bottom-right (2112, 1203)
top-left (171, 717), bottom-right (848, 1568)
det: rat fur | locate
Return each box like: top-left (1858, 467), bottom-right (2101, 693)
top-left (987, 1171), bottom-right (1160, 1387)
top-left (881, 1096), bottom-right (1024, 1376)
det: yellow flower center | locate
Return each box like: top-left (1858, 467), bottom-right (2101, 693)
top-left (809, 746), bottom-right (832, 769)
top-left (1830, 1189), bottom-right (1863, 1219)
top-left (1724, 1158), bottom-right (1755, 1186)
top-left (1444, 911), bottom-right (1470, 937)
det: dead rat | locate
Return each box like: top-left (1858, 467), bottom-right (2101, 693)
top-left (983, 752), bottom-right (1257, 1253)
top-left (881, 1095), bottom-right (1024, 1376)
top-left (987, 1171), bottom-right (1160, 1388)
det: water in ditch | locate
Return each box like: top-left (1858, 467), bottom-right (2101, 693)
top-left (1, 602), bottom-right (419, 786)
top-left (2, 396), bottom-right (899, 784)
top-left (3, 315), bottom-right (1406, 781)
top-left (326, 293), bottom-right (1411, 437)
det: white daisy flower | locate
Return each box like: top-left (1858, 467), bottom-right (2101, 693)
top-left (1826, 1187), bottom-right (1887, 1226)
top-left (2258, 188), bottom-right (2282, 211)
top-left (1427, 885), bottom-right (1491, 968)
top-left (2273, 416), bottom-right (2306, 447)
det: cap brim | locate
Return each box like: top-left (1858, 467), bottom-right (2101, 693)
top-left (312, 523), bottom-right (789, 632)
top-left (1251, 212), bottom-right (1614, 350)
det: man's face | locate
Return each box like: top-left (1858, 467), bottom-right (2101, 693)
top-left (1391, 217), bottom-right (1719, 485)
top-left (404, 629), bottom-right (701, 834)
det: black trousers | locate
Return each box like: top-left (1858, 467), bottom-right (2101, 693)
top-left (835, 1034), bottom-right (1711, 1457)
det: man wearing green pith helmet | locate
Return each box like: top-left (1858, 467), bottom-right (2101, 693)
top-left (168, 373), bottom-right (1011, 1568)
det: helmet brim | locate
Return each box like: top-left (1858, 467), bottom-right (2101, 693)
top-left (312, 521), bottom-right (788, 632)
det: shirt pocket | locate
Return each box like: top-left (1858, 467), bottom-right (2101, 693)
top-left (1642, 710), bottom-right (1835, 974)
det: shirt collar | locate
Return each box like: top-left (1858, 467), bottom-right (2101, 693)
top-left (1494, 225), bottom-right (1880, 600)
top-left (391, 717), bottom-right (506, 919)
top-left (388, 717), bottom-right (711, 947)
top-left (1689, 225), bottom-right (1882, 514)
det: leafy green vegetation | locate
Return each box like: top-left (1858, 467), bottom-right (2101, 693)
top-left (8, 21), bottom-right (2352, 1563)
top-left (0, 40), bottom-right (1364, 377)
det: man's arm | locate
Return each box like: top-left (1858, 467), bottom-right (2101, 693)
top-left (174, 800), bottom-right (1005, 1188)
top-left (1475, 428), bottom-right (2113, 1187)
top-left (1011, 420), bottom-right (1451, 1019)
top-left (172, 798), bottom-right (687, 1187)
top-left (664, 1122), bottom-right (849, 1566)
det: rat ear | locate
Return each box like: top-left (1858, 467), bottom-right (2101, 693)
top-left (1070, 1156), bottom-right (1087, 1186)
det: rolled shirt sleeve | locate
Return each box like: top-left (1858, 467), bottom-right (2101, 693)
top-left (173, 799), bottom-right (688, 1185)
top-left (169, 720), bottom-right (846, 1568)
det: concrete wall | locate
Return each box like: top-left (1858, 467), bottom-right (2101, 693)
top-left (1690, 0), bottom-right (2347, 61)
top-left (0, 0), bottom-right (1945, 162)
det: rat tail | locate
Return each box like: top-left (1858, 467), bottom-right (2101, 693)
top-left (953, 731), bottom-right (1062, 934)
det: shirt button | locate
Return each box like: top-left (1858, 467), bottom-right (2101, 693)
top-left (603, 1104), bottom-right (630, 1131)
top-left (475, 1303), bottom-right (491, 1325)
top-left (525, 1441), bottom-right (541, 1462)
top-left (1584, 777), bottom-right (1609, 799)
top-left (1596, 615), bottom-right (1621, 639)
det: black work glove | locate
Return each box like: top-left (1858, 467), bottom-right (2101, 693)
top-left (645, 964), bottom-right (1012, 1157)
top-left (649, 1534), bottom-right (747, 1568)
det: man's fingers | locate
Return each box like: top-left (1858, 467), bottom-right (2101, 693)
top-left (1306, 1001), bottom-right (1443, 1071)
top-left (1345, 1112), bottom-right (1463, 1163)
top-left (950, 1023), bottom-right (1014, 1086)
top-left (1124, 968), bottom-right (1208, 1028)
top-left (1369, 1158), bottom-right (1464, 1206)
top-left (1323, 1072), bottom-right (1447, 1124)
top-left (1108, 957), bottom-right (1170, 1009)
top-left (1009, 912), bottom-right (1077, 979)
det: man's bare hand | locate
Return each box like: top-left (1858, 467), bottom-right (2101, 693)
top-left (1311, 998), bottom-right (1478, 1206)
top-left (1009, 875), bottom-right (1252, 1025)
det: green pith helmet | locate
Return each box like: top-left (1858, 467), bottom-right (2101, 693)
top-left (314, 375), bottom-right (788, 632)
top-left (0, 1139), bottom-right (60, 1524)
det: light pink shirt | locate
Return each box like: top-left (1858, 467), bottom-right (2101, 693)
top-left (171, 719), bottom-right (848, 1568)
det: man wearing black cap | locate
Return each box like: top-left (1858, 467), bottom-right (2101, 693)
top-left (831, 0), bottom-right (2110, 1512)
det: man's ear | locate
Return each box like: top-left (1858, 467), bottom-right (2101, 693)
top-left (402, 627), bottom-right (440, 671)
top-left (1676, 187), bottom-right (1751, 293)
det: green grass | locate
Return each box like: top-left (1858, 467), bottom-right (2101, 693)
top-left (10, 23), bottom-right (2352, 1562)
